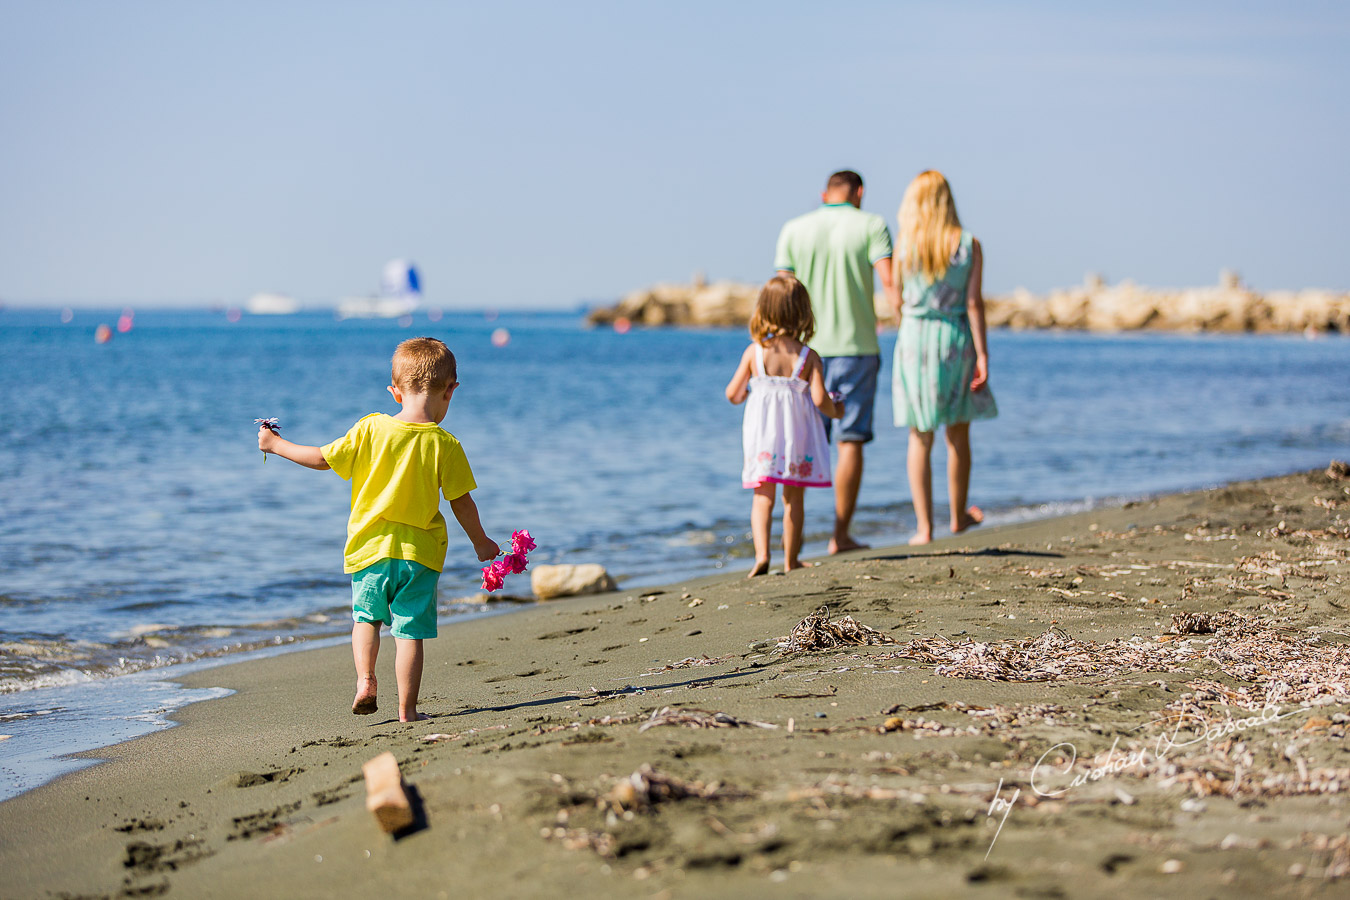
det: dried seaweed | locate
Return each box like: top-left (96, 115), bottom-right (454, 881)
top-left (1301, 832), bottom-right (1350, 881)
top-left (601, 764), bottom-right (743, 813)
top-left (1169, 611), bottom-right (1244, 634)
top-left (637, 706), bottom-right (777, 732)
top-left (882, 610), bottom-right (1350, 709)
top-left (642, 654), bottom-right (734, 674)
top-left (774, 606), bottom-right (896, 653)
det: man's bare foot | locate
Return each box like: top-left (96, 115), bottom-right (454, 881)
top-left (908, 531), bottom-right (932, 546)
top-left (352, 677), bottom-right (378, 715)
top-left (748, 558), bottom-right (770, 578)
top-left (828, 536), bottom-right (869, 554)
top-left (399, 712), bottom-right (431, 723)
top-left (952, 505), bottom-right (984, 534)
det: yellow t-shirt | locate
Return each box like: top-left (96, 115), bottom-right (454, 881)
top-left (321, 413), bottom-right (477, 574)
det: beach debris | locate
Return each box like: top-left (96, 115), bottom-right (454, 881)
top-left (643, 654), bottom-right (734, 674)
top-left (1328, 460), bottom-right (1349, 480)
top-left (254, 417), bottom-right (280, 463)
top-left (892, 627), bottom-right (1167, 682)
top-left (773, 605), bottom-right (897, 654)
top-left (482, 529), bottom-right (535, 592)
top-left (637, 706), bottom-right (777, 732)
top-left (1169, 612), bottom-right (1220, 634)
top-left (420, 724), bottom-right (508, 743)
top-left (882, 610), bottom-right (1350, 702)
top-left (600, 764), bottom-right (741, 812)
top-left (362, 752), bottom-right (414, 834)
top-left (530, 563), bottom-right (616, 600)
top-left (1301, 832), bottom-right (1350, 881)
top-left (771, 684), bottom-right (838, 699)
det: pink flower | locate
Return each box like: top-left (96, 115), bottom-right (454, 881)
top-left (481, 564), bottom-right (504, 592)
top-left (511, 530), bottom-right (536, 554)
top-left (503, 552), bottom-right (528, 575)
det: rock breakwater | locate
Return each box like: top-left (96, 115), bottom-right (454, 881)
top-left (587, 271), bottom-right (1350, 334)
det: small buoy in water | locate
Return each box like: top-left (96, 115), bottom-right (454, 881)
top-left (117, 313), bottom-right (134, 333)
top-left (613, 316), bottom-right (632, 334)
top-left (95, 324), bottom-right (113, 344)
top-left (490, 327), bottom-right (511, 347)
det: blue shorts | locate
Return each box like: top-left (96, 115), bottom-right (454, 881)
top-left (820, 354), bottom-right (880, 443)
top-left (351, 559), bottom-right (441, 640)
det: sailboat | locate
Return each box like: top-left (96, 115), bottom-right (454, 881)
top-left (336, 259), bottom-right (422, 319)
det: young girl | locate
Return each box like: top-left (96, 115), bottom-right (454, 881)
top-left (726, 275), bottom-right (843, 576)
top-left (891, 170), bottom-right (999, 544)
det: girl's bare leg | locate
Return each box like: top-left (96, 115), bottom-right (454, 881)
top-left (907, 428), bottom-right (936, 544)
top-left (782, 485), bottom-right (806, 571)
top-left (394, 637), bottom-right (428, 722)
top-left (945, 423), bottom-right (983, 533)
top-left (351, 622), bottom-right (380, 714)
top-left (749, 485), bottom-right (775, 576)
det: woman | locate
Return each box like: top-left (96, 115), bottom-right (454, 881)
top-left (891, 170), bottom-right (998, 544)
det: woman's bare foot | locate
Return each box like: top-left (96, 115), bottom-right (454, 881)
top-left (399, 711), bottom-right (431, 723)
top-left (908, 531), bottom-right (932, 546)
top-left (352, 677), bottom-right (378, 715)
top-left (828, 536), bottom-right (869, 554)
top-left (952, 505), bottom-right (984, 534)
top-left (748, 558), bottom-right (771, 578)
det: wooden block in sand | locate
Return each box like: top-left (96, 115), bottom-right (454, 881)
top-left (363, 751), bottom-right (414, 833)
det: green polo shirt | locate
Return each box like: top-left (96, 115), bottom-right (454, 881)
top-left (774, 203), bottom-right (893, 357)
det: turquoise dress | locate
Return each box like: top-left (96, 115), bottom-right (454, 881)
top-left (893, 230), bottom-right (999, 432)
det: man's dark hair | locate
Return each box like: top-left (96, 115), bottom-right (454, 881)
top-left (826, 170), bottom-right (863, 193)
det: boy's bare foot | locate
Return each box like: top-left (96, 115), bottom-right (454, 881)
top-left (908, 531), bottom-right (933, 546)
top-left (400, 712), bottom-right (431, 723)
top-left (352, 677), bottom-right (378, 715)
top-left (828, 536), bottom-right (869, 554)
top-left (952, 505), bottom-right (984, 534)
top-left (748, 558), bottom-right (771, 578)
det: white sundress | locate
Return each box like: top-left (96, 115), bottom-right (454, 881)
top-left (741, 343), bottom-right (832, 489)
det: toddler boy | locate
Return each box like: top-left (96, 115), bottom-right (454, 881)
top-left (259, 337), bottom-right (498, 721)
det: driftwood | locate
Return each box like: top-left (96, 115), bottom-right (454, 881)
top-left (362, 752), bottom-right (413, 834)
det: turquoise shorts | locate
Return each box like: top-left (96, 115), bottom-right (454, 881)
top-left (351, 559), bottom-right (440, 640)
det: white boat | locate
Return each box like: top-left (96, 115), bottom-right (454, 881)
top-left (336, 259), bottom-right (422, 319)
top-left (245, 292), bottom-right (300, 315)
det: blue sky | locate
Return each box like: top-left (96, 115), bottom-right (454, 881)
top-left (1, 1), bottom-right (1346, 308)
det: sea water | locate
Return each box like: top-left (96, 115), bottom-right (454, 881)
top-left (1, 308), bottom-right (1346, 797)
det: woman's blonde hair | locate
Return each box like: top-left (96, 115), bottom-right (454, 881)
top-left (897, 170), bottom-right (963, 281)
top-left (749, 275), bottom-right (815, 345)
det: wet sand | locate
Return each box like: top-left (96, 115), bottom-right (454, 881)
top-left (2, 468), bottom-right (1348, 899)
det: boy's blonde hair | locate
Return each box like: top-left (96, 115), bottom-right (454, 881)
top-left (898, 170), bottom-right (963, 281)
top-left (392, 337), bottom-right (457, 393)
top-left (750, 275), bottom-right (815, 346)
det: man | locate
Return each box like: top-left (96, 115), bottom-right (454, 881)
top-left (774, 170), bottom-right (895, 553)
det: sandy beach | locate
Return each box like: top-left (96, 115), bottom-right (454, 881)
top-left (2, 467), bottom-right (1348, 899)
